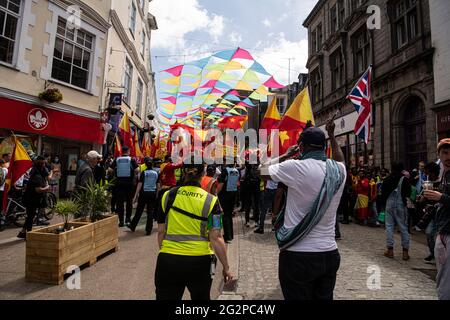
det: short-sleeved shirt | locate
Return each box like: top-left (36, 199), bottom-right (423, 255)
top-left (156, 185), bottom-right (223, 230)
top-left (111, 157), bottom-right (138, 184)
top-left (160, 162), bottom-right (183, 187)
top-left (269, 159), bottom-right (346, 253)
top-left (139, 169), bottom-right (159, 192)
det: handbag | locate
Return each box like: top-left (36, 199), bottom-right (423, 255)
top-left (378, 210), bottom-right (385, 223)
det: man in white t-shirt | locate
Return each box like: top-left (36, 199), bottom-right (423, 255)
top-left (259, 119), bottom-right (346, 300)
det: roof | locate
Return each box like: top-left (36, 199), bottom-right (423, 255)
top-left (303, 0), bottom-right (326, 27)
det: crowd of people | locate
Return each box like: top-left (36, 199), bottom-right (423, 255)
top-left (1, 128), bottom-right (449, 301)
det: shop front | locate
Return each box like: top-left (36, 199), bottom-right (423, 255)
top-left (436, 107), bottom-right (450, 141)
top-left (319, 111), bottom-right (375, 170)
top-left (0, 97), bottom-right (103, 197)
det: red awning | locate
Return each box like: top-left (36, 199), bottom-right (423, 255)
top-left (0, 97), bottom-right (103, 144)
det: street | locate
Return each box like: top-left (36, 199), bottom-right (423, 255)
top-left (0, 213), bottom-right (438, 300)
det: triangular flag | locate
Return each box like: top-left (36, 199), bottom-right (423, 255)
top-left (162, 65), bottom-right (183, 77)
top-left (263, 76), bottom-right (285, 89)
top-left (162, 76), bottom-right (181, 86)
top-left (232, 48), bottom-right (254, 60)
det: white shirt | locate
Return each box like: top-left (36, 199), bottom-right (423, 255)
top-left (0, 167), bottom-right (8, 191)
top-left (269, 159), bottom-right (346, 252)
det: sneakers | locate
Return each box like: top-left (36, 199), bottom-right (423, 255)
top-left (254, 228), bottom-right (264, 234)
top-left (127, 224), bottom-right (136, 232)
top-left (424, 255), bottom-right (435, 264)
top-left (384, 247), bottom-right (394, 258)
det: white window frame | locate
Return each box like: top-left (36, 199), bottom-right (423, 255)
top-left (50, 17), bottom-right (94, 90)
top-left (136, 78), bottom-right (143, 118)
top-left (129, 2), bottom-right (136, 37)
top-left (123, 58), bottom-right (133, 105)
top-left (0, 0), bottom-right (23, 67)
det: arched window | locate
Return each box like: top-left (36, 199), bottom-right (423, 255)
top-left (403, 96), bottom-right (426, 171)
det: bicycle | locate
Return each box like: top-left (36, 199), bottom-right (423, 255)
top-left (2, 196), bottom-right (27, 228)
top-left (39, 192), bottom-right (57, 221)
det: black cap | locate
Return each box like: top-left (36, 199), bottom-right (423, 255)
top-left (144, 156), bottom-right (152, 164)
top-left (299, 127), bottom-right (326, 149)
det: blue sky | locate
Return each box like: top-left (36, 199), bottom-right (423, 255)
top-left (149, 0), bottom-right (318, 114)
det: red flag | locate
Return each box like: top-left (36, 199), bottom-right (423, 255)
top-left (218, 116), bottom-right (248, 130)
top-left (150, 132), bottom-right (160, 158)
top-left (260, 98), bottom-right (281, 131)
top-left (119, 112), bottom-right (133, 149)
top-left (114, 135), bottom-right (122, 158)
top-left (142, 132), bottom-right (152, 157)
top-left (133, 127), bottom-right (143, 161)
top-left (2, 137), bottom-right (33, 211)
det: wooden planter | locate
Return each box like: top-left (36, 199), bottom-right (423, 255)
top-left (26, 222), bottom-right (94, 285)
top-left (26, 215), bottom-right (119, 285)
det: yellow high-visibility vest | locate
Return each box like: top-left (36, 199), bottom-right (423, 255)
top-left (160, 186), bottom-right (217, 256)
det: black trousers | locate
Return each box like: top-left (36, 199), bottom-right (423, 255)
top-left (155, 253), bottom-right (213, 300)
top-left (244, 182), bottom-right (261, 223)
top-left (25, 205), bottom-right (39, 232)
top-left (219, 191), bottom-right (237, 241)
top-left (116, 183), bottom-right (134, 223)
top-left (130, 191), bottom-right (156, 232)
top-left (279, 249), bottom-right (340, 300)
top-left (155, 187), bottom-right (171, 221)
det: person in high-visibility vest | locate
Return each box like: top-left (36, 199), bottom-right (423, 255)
top-left (155, 162), bottom-right (233, 300)
top-left (200, 165), bottom-right (220, 195)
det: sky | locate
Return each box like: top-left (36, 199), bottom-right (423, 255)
top-left (149, 0), bottom-right (319, 102)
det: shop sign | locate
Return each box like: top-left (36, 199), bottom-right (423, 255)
top-left (28, 108), bottom-right (49, 131)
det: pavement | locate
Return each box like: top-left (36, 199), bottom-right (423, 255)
top-left (0, 216), bottom-right (223, 300)
top-left (0, 212), bottom-right (439, 300)
top-left (219, 212), bottom-right (438, 300)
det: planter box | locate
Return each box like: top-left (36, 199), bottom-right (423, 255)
top-left (26, 222), bottom-right (94, 285)
top-left (26, 215), bottom-right (119, 285)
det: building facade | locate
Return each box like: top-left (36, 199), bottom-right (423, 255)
top-left (0, 0), bottom-right (157, 196)
top-left (429, 0), bottom-right (450, 140)
top-left (304, 0), bottom-right (435, 171)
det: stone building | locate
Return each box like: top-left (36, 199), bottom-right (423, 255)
top-left (303, 0), bottom-right (435, 171)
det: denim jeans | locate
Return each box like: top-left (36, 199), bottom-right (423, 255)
top-left (258, 188), bottom-right (277, 230)
top-left (385, 195), bottom-right (410, 249)
top-left (426, 219), bottom-right (437, 257)
top-left (435, 234), bottom-right (450, 300)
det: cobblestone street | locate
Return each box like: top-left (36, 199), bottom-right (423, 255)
top-left (226, 213), bottom-right (438, 300)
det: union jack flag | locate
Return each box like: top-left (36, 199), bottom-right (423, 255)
top-left (347, 66), bottom-right (372, 144)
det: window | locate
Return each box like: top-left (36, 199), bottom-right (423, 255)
top-left (338, 0), bottom-right (345, 29)
top-left (129, 2), bottom-right (136, 36)
top-left (330, 5), bottom-right (337, 34)
top-left (136, 78), bottom-right (143, 117)
top-left (311, 29), bottom-right (317, 54)
top-left (123, 59), bottom-right (133, 105)
top-left (352, 27), bottom-right (370, 76)
top-left (276, 97), bottom-right (286, 114)
top-left (403, 96), bottom-right (426, 171)
top-left (317, 24), bottom-right (323, 51)
top-left (141, 30), bottom-right (145, 57)
top-left (310, 69), bottom-right (321, 104)
top-left (51, 17), bottom-right (93, 89)
top-left (0, 0), bottom-right (21, 64)
top-left (392, 0), bottom-right (418, 50)
top-left (330, 48), bottom-right (344, 91)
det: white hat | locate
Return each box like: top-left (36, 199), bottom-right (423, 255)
top-left (87, 150), bottom-right (102, 159)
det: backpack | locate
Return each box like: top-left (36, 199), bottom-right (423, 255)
top-left (0, 168), bottom-right (6, 187)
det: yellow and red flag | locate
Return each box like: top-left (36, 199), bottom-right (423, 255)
top-left (114, 135), bottom-right (122, 158)
top-left (150, 132), bottom-right (160, 158)
top-left (218, 115), bottom-right (248, 130)
top-left (133, 127), bottom-right (143, 161)
top-left (119, 112), bottom-right (133, 149)
top-left (2, 137), bottom-right (33, 211)
top-left (260, 97), bottom-right (281, 131)
top-left (142, 132), bottom-right (152, 157)
top-left (277, 88), bottom-right (315, 154)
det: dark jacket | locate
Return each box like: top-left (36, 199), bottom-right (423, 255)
top-left (380, 174), bottom-right (411, 207)
top-left (75, 162), bottom-right (94, 193)
top-left (436, 170), bottom-right (450, 235)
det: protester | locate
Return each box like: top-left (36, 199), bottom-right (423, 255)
top-left (217, 161), bottom-right (240, 243)
top-left (243, 162), bottom-right (261, 228)
top-left (381, 163), bottom-right (412, 260)
top-left (108, 146), bottom-right (139, 227)
top-left (259, 118), bottom-right (346, 300)
top-left (254, 179), bottom-right (278, 234)
top-left (354, 169), bottom-right (370, 225)
top-left (17, 156), bottom-right (51, 239)
top-left (50, 156), bottom-right (61, 199)
top-left (423, 139), bottom-right (450, 300)
top-left (201, 165), bottom-right (220, 195)
top-left (155, 161), bottom-right (232, 300)
top-left (2, 153), bottom-right (11, 169)
top-left (129, 157), bottom-right (159, 235)
top-left (74, 150), bottom-right (101, 194)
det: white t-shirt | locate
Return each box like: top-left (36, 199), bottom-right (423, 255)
top-left (269, 159), bottom-right (346, 253)
top-left (0, 167), bottom-right (8, 191)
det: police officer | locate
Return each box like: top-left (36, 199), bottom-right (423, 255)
top-left (217, 159), bottom-right (240, 243)
top-left (109, 146), bottom-right (139, 227)
top-left (155, 161), bottom-right (233, 300)
top-left (129, 157), bottom-right (159, 235)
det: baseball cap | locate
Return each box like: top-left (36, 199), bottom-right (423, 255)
top-left (144, 156), bottom-right (153, 164)
top-left (87, 150), bottom-right (102, 159)
top-left (299, 127), bottom-right (326, 149)
top-left (437, 138), bottom-right (450, 152)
